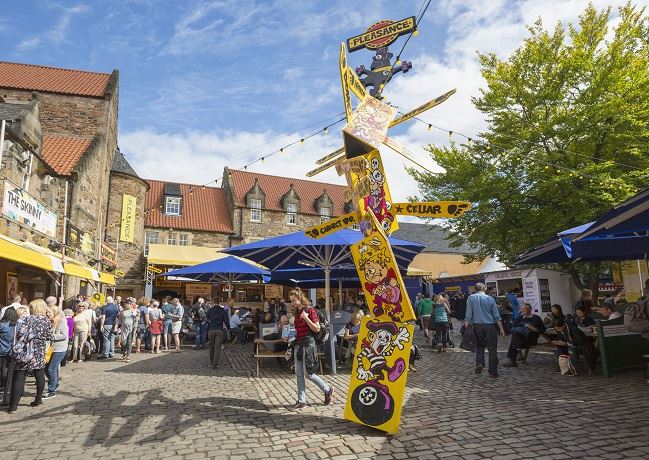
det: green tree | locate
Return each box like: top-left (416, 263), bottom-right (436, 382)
top-left (410, 3), bottom-right (649, 294)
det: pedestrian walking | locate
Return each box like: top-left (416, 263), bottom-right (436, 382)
top-left (431, 294), bottom-right (451, 352)
top-left (161, 296), bottom-right (173, 351)
top-left (119, 299), bottom-right (138, 363)
top-left (44, 307), bottom-right (68, 399)
top-left (464, 283), bottom-right (505, 378)
top-left (289, 288), bottom-right (333, 411)
top-left (170, 298), bottom-right (184, 353)
top-left (135, 297), bottom-right (149, 353)
top-left (206, 302), bottom-right (229, 369)
top-left (8, 300), bottom-right (52, 412)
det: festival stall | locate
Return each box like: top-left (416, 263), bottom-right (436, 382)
top-left (484, 268), bottom-right (578, 315)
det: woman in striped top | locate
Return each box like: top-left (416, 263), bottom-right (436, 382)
top-left (431, 294), bottom-right (451, 353)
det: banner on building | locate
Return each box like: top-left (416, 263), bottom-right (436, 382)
top-left (120, 194), bottom-right (136, 243)
top-left (100, 242), bottom-right (117, 266)
top-left (2, 180), bottom-right (57, 237)
top-left (344, 316), bottom-right (413, 434)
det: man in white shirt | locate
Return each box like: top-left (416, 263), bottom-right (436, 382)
top-left (229, 309), bottom-right (245, 343)
top-left (0, 295), bottom-right (22, 320)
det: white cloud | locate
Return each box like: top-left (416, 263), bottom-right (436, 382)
top-left (16, 4), bottom-right (87, 52)
top-left (123, 0), bottom-right (633, 207)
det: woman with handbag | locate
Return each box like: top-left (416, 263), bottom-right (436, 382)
top-left (44, 307), bottom-right (68, 399)
top-left (8, 299), bottom-right (52, 413)
top-left (118, 299), bottom-right (139, 363)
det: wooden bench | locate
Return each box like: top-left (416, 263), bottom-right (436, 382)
top-left (254, 339), bottom-right (286, 377)
top-left (596, 317), bottom-right (649, 378)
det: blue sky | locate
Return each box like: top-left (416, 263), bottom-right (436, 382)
top-left (1, 0), bottom-right (632, 202)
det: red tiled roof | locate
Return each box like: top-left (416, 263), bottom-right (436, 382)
top-left (0, 61), bottom-right (111, 97)
top-left (41, 135), bottom-right (93, 175)
top-left (145, 180), bottom-right (233, 233)
top-left (229, 169), bottom-right (348, 216)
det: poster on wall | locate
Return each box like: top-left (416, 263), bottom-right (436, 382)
top-left (6, 272), bottom-right (18, 304)
top-left (344, 316), bottom-right (413, 434)
top-left (522, 277), bottom-right (540, 314)
top-left (621, 260), bottom-right (649, 302)
top-left (185, 283), bottom-right (212, 298)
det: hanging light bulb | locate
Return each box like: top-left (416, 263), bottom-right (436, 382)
top-left (323, 126), bottom-right (328, 134)
top-left (396, 60), bottom-right (401, 66)
top-left (261, 157), bottom-right (265, 162)
top-left (427, 124), bottom-right (432, 131)
top-left (280, 148), bottom-right (284, 154)
top-left (300, 138), bottom-right (305, 144)
top-left (413, 30), bottom-right (419, 37)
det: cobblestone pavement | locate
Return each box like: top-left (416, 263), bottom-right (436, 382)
top-left (0, 327), bottom-right (648, 460)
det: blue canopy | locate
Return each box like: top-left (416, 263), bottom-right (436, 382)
top-left (515, 223), bottom-right (592, 265)
top-left (161, 255), bottom-right (269, 283)
top-left (223, 228), bottom-right (425, 271)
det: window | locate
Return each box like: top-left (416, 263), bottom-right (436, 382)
top-left (167, 232), bottom-right (177, 245)
top-left (144, 231), bottom-right (159, 256)
top-left (320, 206), bottom-right (331, 224)
top-left (165, 196), bottom-right (181, 215)
top-left (178, 233), bottom-right (189, 246)
top-left (286, 202), bottom-right (297, 225)
top-left (250, 198), bottom-right (262, 222)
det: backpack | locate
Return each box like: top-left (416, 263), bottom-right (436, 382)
top-left (624, 298), bottom-right (649, 333)
top-left (11, 322), bottom-right (36, 364)
top-left (310, 308), bottom-right (329, 345)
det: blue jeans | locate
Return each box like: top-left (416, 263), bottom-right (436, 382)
top-left (195, 321), bottom-right (207, 347)
top-left (230, 326), bottom-right (245, 343)
top-left (473, 323), bottom-right (499, 375)
top-left (46, 351), bottom-right (67, 394)
top-left (295, 356), bottom-right (330, 404)
top-left (102, 325), bottom-right (115, 357)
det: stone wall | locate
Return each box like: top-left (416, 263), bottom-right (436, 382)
top-left (144, 228), bottom-right (231, 248)
top-left (238, 207), bottom-right (323, 243)
top-left (106, 171), bottom-right (148, 297)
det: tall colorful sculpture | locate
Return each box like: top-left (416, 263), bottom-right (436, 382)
top-left (305, 15), bottom-right (471, 434)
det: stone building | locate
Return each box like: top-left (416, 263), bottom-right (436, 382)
top-left (143, 179), bottom-right (233, 299)
top-left (0, 61), bottom-right (119, 298)
top-left (105, 149), bottom-right (149, 299)
top-left (222, 167), bottom-right (349, 245)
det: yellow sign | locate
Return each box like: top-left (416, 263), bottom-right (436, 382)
top-left (305, 212), bottom-right (359, 239)
top-left (344, 316), bottom-right (413, 433)
top-left (351, 228), bottom-right (415, 322)
top-left (621, 260), bottom-right (649, 303)
top-left (393, 201), bottom-right (472, 218)
top-left (346, 16), bottom-right (416, 52)
top-left (148, 265), bottom-right (162, 274)
top-left (155, 278), bottom-right (182, 288)
top-left (346, 67), bottom-right (367, 100)
top-left (339, 43), bottom-right (353, 122)
top-left (389, 89), bottom-right (457, 127)
top-left (114, 270), bottom-right (125, 278)
top-left (120, 194), bottom-right (136, 243)
top-left (185, 283), bottom-right (212, 297)
top-left (343, 95), bottom-right (397, 159)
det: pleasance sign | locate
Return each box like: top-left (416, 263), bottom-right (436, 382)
top-left (347, 17), bottom-right (416, 52)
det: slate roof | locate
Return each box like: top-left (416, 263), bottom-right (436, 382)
top-left (0, 61), bottom-right (111, 97)
top-left (0, 102), bottom-right (31, 121)
top-left (228, 168), bottom-right (348, 216)
top-left (145, 180), bottom-right (233, 233)
top-left (391, 222), bottom-right (479, 254)
top-left (41, 135), bottom-right (93, 176)
top-left (111, 148), bottom-right (140, 178)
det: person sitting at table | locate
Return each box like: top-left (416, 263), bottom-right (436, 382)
top-left (568, 305), bottom-right (597, 372)
top-left (503, 303), bottom-right (545, 367)
top-left (229, 309), bottom-right (246, 344)
top-left (261, 312), bottom-right (275, 325)
top-left (601, 303), bottom-right (622, 320)
top-left (262, 315), bottom-right (291, 353)
top-left (340, 310), bottom-right (362, 364)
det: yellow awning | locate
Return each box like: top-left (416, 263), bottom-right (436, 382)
top-left (147, 244), bottom-right (224, 266)
top-left (99, 272), bottom-right (116, 286)
top-left (0, 234), bottom-right (65, 273)
top-left (63, 260), bottom-right (99, 281)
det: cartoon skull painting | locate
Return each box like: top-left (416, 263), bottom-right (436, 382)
top-left (351, 320), bottom-right (410, 426)
top-left (362, 155), bottom-right (395, 234)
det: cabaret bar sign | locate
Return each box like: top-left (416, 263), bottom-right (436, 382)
top-left (346, 17), bottom-right (416, 52)
top-left (2, 180), bottom-right (57, 237)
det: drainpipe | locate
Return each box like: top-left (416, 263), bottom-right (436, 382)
top-left (0, 120), bottom-right (5, 167)
top-left (60, 179), bottom-right (70, 301)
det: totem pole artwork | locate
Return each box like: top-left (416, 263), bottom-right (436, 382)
top-left (303, 15), bottom-right (471, 433)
